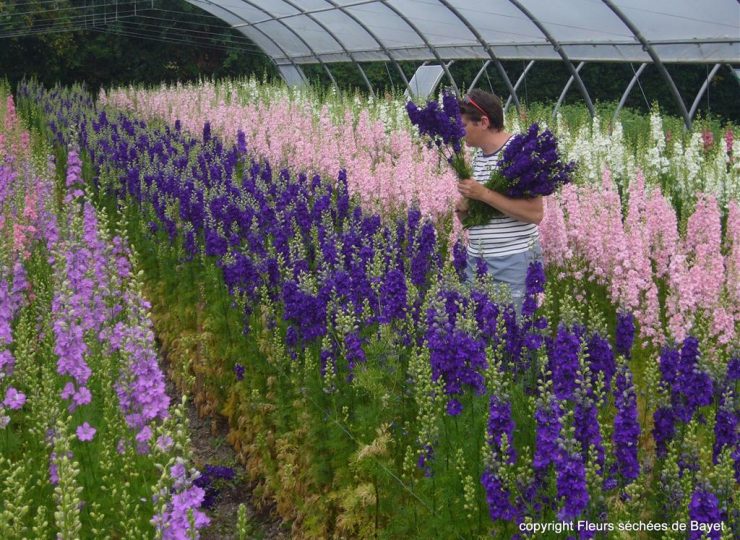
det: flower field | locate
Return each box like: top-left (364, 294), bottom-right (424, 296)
top-left (4, 78), bottom-right (739, 539)
top-left (0, 87), bottom-right (212, 538)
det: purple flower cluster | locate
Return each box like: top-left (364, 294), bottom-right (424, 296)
top-left (406, 90), bottom-right (466, 154)
top-left (379, 268), bottom-right (407, 323)
top-left (713, 395), bottom-right (737, 463)
top-left (64, 148), bottom-right (84, 202)
top-left (452, 239), bottom-right (467, 279)
top-left (652, 406), bottom-right (676, 458)
top-left (654, 336), bottom-right (714, 455)
top-left (463, 124), bottom-right (574, 228)
top-left (727, 356), bottom-right (740, 381)
top-left (233, 363), bottom-right (245, 381)
top-left (573, 396), bottom-right (604, 468)
top-left (193, 464), bottom-right (236, 509)
top-left (0, 262), bottom-right (30, 378)
top-left (519, 261), bottom-right (547, 357)
top-left (687, 488), bottom-right (724, 540)
top-left (426, 314), bottom-right (487, 415)
top-left (585, 332), bottom-right (615, 393)
top-left (343, 331), bottom-right (366, 374)
top-left (112, 290), bottom-right (171, 442)
top-left (152, 460), bottom-right (211, 539)
top-left (481, 469), bottom-right (517, 522)
top-left (497, 123), bottom-right (575, 198)
top-left (0, 283), bottom-right (16, 377)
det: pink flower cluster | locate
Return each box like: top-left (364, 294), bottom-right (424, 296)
top-left (540, 168), bottom-right (738, 349)
top-left (1, 95), bottom-right (30, 162)
top-left (540, 170), bottom-right (660, 341)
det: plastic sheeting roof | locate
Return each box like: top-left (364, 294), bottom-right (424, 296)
top-left (185, 0), bottom-right (740, 66)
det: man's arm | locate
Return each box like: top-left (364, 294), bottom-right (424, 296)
top-left (457, 179), bottom-right (544, 224)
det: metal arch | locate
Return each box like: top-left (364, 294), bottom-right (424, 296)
top-left (278, 0), bottom-right (375, 96)
top-left (601, 0), bottom-right (691, 129)
top-left (504, 60), bottom-right (535, 114)
top-left (613, 63), bottom-right (647, 124)
top-left (377, 0), bottom-right (459, 94)
top-left (553, 61), bottom-right (586, 117)
top-left (469, 61), bottom-right (491, 91)
top-left (729, 63), bottom-right (740, 86)
top-left (236, 0), bottom-right (338, 87)
top-left (688, 63), bottom-right (722, 121)
top-left (324, 0), bottom-right (413, 94)
top-left (507, 0), bottom-right (595, 118)
top-left (189, 0), bottom-right (305, 80)
top-left (436, 0), bottom-right (520, 111)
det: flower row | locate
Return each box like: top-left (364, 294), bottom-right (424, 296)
top-left (0, 91), bottom-right (208, 539)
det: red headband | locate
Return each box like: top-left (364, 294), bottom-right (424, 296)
top-left (464, 95), bottom-right (488, 120)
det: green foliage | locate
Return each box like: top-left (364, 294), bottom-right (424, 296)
top-left (0, 0), bottom-right (277, 92)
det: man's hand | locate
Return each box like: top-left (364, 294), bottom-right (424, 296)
top-left (455, 197), bottom-right (469, 214)
top-left (457, 179), bottom-right (486, 201)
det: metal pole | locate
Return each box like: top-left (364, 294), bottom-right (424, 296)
top-left (601, 0), bottom-right (692, 129)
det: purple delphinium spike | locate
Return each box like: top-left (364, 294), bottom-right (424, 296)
top-left (687, 488), bottom-right (723, 540)
top-left (550, 325), bottom-right (580, 400)
top-left (573, 394), bottom-right (604, 469)
top-left (426, 311), bottom-right (487, 415)
top-left (554, 446), bottom-right (589, 521)
top-left (152, 460), bottom-right (211, 539)
top-left (612, 365), bottom-right (641, 483)
top-left (534, 395), bottom-right (562, 472)
top-left (653, 406), bottom-right (676, 458)
top-left (713, 395), bottom-right (738, 463)
top-left (486, 395), bottom-right (517, 463)
top-left (481, 469), bottom-right (517, 522)
top-left (615, 311), bottom-right (635, 359)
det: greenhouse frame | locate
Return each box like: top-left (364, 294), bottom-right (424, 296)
top-left (186, 0), bottom-right (740, 127)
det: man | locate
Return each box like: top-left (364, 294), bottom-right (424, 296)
top-left (455, 89), bottom-right (543, 313)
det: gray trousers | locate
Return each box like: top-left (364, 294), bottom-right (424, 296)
top-left (464, 237), bottom-right (543, 315)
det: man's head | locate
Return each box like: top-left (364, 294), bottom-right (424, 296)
top-left (458, 89), bottom-right (504, 132)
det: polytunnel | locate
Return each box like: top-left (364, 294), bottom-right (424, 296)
top-left (184, 0), bottom-right (740, 128)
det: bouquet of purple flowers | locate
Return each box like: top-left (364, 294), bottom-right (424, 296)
top-left (406, 90), bottom-right (472, 179)
top-left (463, 123), bottom-right (575, 228)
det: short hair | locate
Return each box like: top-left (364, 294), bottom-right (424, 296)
top-left (458, 89), bottom-right (504, 131)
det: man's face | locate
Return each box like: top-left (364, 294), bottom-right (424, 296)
top-left (461, 114), bottom-right (486, 147)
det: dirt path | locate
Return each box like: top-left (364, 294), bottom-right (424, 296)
top-left (163, 368), bottom-right (290, 539)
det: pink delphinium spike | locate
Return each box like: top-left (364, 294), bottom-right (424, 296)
top-left (4, 95), bottom-right (18, 132)
top-left (539, 194), bottom-right (568, 267)
top-left (685, 194), bottom-right (724, 312)
top-left (725, 201), bottom-right (740, 312)
top-left (645, 189), bottom-right (678, 279)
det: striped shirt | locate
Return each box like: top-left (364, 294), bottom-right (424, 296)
top-left (467, 141), bottom-right (539, 258)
